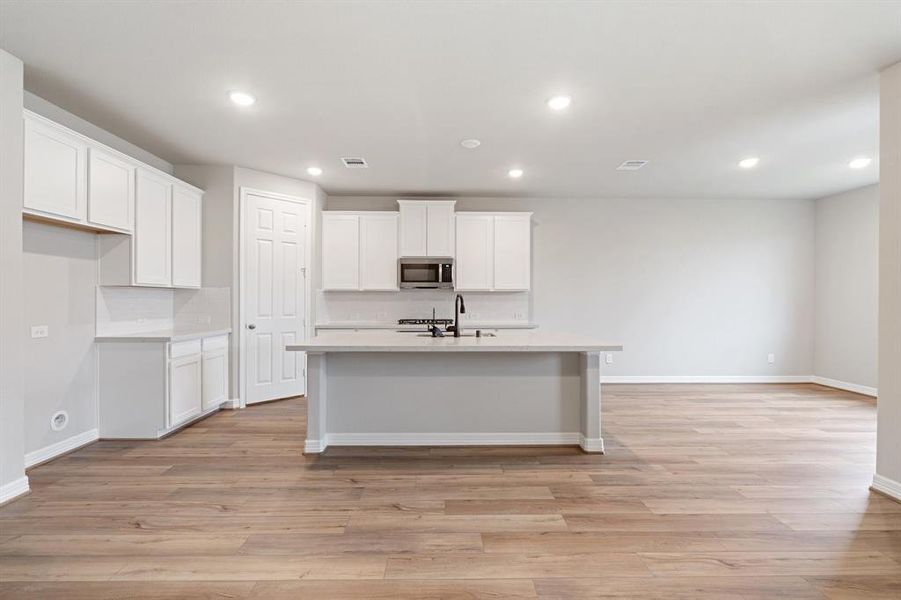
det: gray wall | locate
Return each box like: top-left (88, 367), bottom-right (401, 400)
top-left (814, 185), bottom-right (879, 390)
top-left (22, 222), bottom-right (99, 455)
top-left (0, 50), bottom-right (27, 496)
top-left (877, 62), bottom-right (901, 489)
top-left (328, 195), bottom-right (816, 378)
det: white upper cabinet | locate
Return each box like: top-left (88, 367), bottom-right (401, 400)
top-left (134, 169), bottom-right (173, 286)
top-left (360, 213), bottom-right (399, 291)
top-left (455, 213), bottom-right (531, 292)
top-left (172, 185), bottom-right (202, 288)
top-left (24, 115), bottom-right (87, 222)
top-left (455, 214), bottom-right (494, 291)
top-left (493, 214), bottom-right (531, 290)
top-left (87, 147), bottom-right (134, 232)
top-left (426, 202), bottom-right (455, 256)
top-left (398, 201), bottom-right (427, 256)
top-left (398, 200), bottom-right (456, 257)
top-left (321, 213), bottom-right (361, 290)
top-left (322, 212), bottom-right (399, 291)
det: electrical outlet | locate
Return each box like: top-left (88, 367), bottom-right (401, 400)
top-left (767, 353), bottom-right (775, 364)
top-left (30, 325), bottom-right (49, 339)
top-left (513, 312), bottom-right (524, 320)
top-left (605, 353), bottom-right (614, 364)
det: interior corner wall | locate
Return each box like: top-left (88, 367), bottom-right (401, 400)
top-left (876, 61), bottom-right (901, 492)
top-left (813, 185), bottom-right (879, 391)
top-left (0, 49), bottom-right (27, 498)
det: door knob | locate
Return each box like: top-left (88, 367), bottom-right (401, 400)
top-left (247, 324), bottom-right (256, 330)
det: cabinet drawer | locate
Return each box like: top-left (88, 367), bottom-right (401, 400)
top-left (170, 339), bottom-right (202, 358)
top-left (202, 335), bottom-right (228, 352)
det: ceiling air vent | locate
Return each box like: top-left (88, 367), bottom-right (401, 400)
top-left (616, 160), bottom-right (649, 171)
top-left (341, 157), bottom-right (369, 168)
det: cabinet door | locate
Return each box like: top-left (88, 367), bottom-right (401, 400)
top-left (202, 349), bottom-right (228, 411)
top-left (168, 354), bottom-right (202, 428)
top-left (87, 148), bottom-right (134, 231)
top-left (361, 213), bottom-right (399, 290)
top-left (398, 202), bottom-right (427, 257)
top-left (455, 214), bottom-right (493, 291)
top-left (493, 215), bottom-right (531, 290)
top-left (426, 202), bottom-right (455, 257)
top-left (322, 214), bottom-right (360, 290)
top-left (23, 117), bottom-right (87, 221)
top-left (172, 186), bottom-right (202, 288)
top-left (134, 170), bottom-right (172, 286)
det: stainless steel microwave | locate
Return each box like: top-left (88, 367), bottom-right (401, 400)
top-left (398, 258), bottom-right (454, 289)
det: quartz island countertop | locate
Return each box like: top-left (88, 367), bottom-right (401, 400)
top-left (287, 330), bottom-right (622, 353)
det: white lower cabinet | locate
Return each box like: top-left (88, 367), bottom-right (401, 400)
top-left (168, 352), bottom-right (202, 429)
top-left (98, 334), bottom-right (230, 439)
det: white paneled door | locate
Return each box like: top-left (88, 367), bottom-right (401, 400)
top-left (243, 191), bottom-right (309, 405)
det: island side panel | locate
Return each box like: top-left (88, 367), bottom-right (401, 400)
top-left (580, 351), bottom-right (604, 453)
top-left (322, 351), bottom-right (582, 445)
top-left (304, 352), bottom-right (328, 454)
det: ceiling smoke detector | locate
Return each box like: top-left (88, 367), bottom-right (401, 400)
top-left (616, 160), bottom-right (649, 171)
top-left (341, 157), bottom-right (369, 168)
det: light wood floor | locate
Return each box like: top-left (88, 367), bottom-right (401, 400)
top-left (1, 384), bottom-right (899, 599)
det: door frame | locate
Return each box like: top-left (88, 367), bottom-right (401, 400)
top-left (238, 187), bottom-right (313, 408)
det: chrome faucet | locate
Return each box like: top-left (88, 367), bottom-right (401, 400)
top-left (453, 294), bottom-right (466, 338)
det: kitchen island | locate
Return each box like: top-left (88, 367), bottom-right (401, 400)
top-left (287, 331), bottom-right (622, 454)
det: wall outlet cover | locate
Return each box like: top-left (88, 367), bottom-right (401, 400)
top-left (30, 325), bottom-right (49, 339)
top-left (605, 353), bottom-right (614, 364)
top-left (767, 353), bottom-right (775, 364)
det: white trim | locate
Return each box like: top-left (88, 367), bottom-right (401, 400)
top-left (304, 438), bottom-right (328, 454)
top-left (811, 376), bottom-right (877, 397)
top-left (871, 473), bottom-right (901, 502)
top-left (579, 436), bottom-right (605, 453)
top-left (25, 428), bottom-right (99, 468)
top-left (326, 432), bottom-right (581, 447)
top-left (0, 476), bottom-right (30, 504)
top-left (220, 398), bottom-right (242, 409)
top-left (238, 187), bottom-right (313, 408)
top-left (600, 375), bottom-right (811, 384)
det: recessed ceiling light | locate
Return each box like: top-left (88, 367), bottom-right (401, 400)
top-left (228, 91), bottom-right (256, 106)
top-left (738, 157), bottom-right (760, 169)
top-left (547, 95), bottom-right (572, 111)
top-left (508, 168), bottom-right (524, 179)
top-left (306, 166), bottom-right (322, 176)
top-left (460, 139), bottom-right (481, 149)
top-left (848, 157), bottom-right (872, 169)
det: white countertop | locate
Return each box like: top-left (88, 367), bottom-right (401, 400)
top-left (95, 328), bottom-right (232, 343)
top-left (287, 331), bottom-right (622, 353)
top-left (315, 322), bottom-right (538, 331)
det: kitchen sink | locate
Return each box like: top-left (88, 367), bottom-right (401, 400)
top-left (415, 331), bottom-right (497, 338)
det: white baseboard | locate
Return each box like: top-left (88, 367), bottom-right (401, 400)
top-left (0, 476), bottom-right (30, 504)
top-left (25, 428), bottom-right (99, 468)
top-left (579, 436), bottom-right (605, 453)
top-left (304, 438), bottom-right (327, 454)
top-left (871, 473), bottom-right (901, 502)
top-left (600, 375), bottom-right (812, 384)
top-left (326, 432), bottom-right (581, 447)
top-left (220, 398), bottom-right (241, 409)
top-left (811, 376), bottom-right (877, 397)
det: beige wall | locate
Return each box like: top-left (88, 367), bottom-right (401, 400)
top-left (0, 50), bottom-right (27, 498)
top-left (876, 61), bottom-right (901, 492)
top-left (814, 185), bottom-right (879, 391)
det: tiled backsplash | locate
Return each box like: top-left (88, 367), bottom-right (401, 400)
top-left (316, 290), bottom-right (531, 325)
top-left (96, 286), bottom-right (230, 335)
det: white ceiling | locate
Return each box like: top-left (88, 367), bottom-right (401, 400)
top-left (2, 1), bottom-right (899, 199)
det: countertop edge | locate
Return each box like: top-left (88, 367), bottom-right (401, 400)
top-left (287, 344), bottom-right (623, 353)
top-left (95, 328), bottom-right (232, 343)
